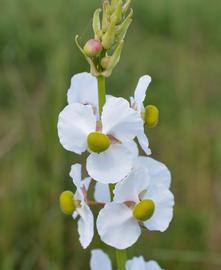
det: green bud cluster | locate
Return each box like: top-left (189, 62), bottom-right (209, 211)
top-left (75, 0), bottom-right (133, 77)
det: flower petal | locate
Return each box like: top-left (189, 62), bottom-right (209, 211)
top-left (94, 182), bottom-right (111, 203)
top-left (77, 205), bottom-right (94, 249)
top-left (69, 163), bottom-right (82, 188)
top-left (86, 144), bottom-right (133, 184)
top-left (126, 257), bottom-right (147, 270)
top-left (124, 140), bottom-right (139, 158)
top-left (57, 103), bottom-right (96, 154)
top-left (145, 261), bottom-right (164, 270)
top-left (137, 157), bottom-right (171, 188)
top-left (134, 75), bottom-right (152, 111)
top-left (137, 131), bottom-right (151, 155)
top-left (97, 202), bottom-right (141, 249)
top-left (143, 185), bottom-right (174, 232)
top-left (102, 97), bottom-right (143, 142)
top-left (114, 166), bottom-right (150, 203)
top-left (67, 72), bottom-right (98, 111)
top-left (90, 249), bottom-right (112, 270)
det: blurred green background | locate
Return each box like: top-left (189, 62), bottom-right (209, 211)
top-left (1, 0), bottom-right (221, 269)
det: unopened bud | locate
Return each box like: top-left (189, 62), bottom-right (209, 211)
top-left (59, 191), bottom-right (78, 215)
top-left (144, 105), bottom-right (159, 128)
top-left (84, 39), bottom-right (103, 57)
top-left (101, 56), bottom-right (111, 69)
top-left (133, 199), bottom-right (155, 221)
top-left (87, 132), bottom-right (110, 153)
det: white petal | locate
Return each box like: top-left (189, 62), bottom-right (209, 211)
top-left (124, 140), bottom-right (139, 158)
top-left (137, 157), bottom-right (171, 188)
top-left (97, 202), bottom-right (141, 249)
top-left (114, 166), bottom-right (150, 203)
top-left (90, 249), bottom-right (112, 270)
top-left (102, 97), bottom-right (143, 142)
top-left (57, 103), bottom-right (96, 154)
top-left (134, 75), bottom-right (152, 111)
top-left (67, 72), bottom-right (98, 111)
top-left (145, 261), bottom-right (164, 270)
top-left (137, 131), bottom-right (151, 155)
top-left (87, 144), bottom-right (133, 184)
top-left (143, 185), bottom-right (174, 232)
top-left (69, 163), bottom-right (82, 188)
top-left (126, 256), bottom-right (147, 270)
top-left (77, 205), bottom-right (94, 249)
top-left (94, 182), bottom-right (111, 203)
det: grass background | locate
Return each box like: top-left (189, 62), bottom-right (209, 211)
top-left (1, 0), bottom-right (221, 269)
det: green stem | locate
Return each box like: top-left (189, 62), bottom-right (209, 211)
top-left (116, 249), bottom-right (127, 270)
top-left (97, 75), bottom-right (106, 116)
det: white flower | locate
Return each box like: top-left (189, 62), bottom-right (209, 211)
top-left (97, 163), bottom-right (174, 249)
top-left (58, 96), bottom-right (143, 183)
top-left (90, 250), bottom-right (164, 270)
top-left (69, 164), bottom-right (94, 249)
top-left (93, 141), bottom-right (139, 203)
top-left (67, 72), bottom-right (99, 114)
top-left (130, 75), bottom-right (152, 155)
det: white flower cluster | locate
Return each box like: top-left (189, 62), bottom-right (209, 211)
top-left (57, 72), bottom-right (174, 252)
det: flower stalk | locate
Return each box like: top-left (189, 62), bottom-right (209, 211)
top-left (97, 75), bottom-right (106, 116)
top-left (116, 249), bottom-right (127, 270)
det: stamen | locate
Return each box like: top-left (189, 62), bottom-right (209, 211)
top-left (133, 199), bottom-right (155, 221)
top-left (87, 132), bottom-right (110, 153)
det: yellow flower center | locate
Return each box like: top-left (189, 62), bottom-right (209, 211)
top-left (87, 132), bottom-right (110, 153)
top-left (144, 105), bottom-right (159, 128)
top-left (59, 191), bottom-right (79, 215)
top-left (133, 199), bottom-right (155, 221)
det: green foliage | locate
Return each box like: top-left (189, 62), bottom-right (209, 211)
top-left (1, 0), bottom-right (221, 269)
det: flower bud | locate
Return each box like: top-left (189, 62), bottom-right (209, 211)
top-left (101, 56), bottom-right (111, 69)
top-left (83, 39), bottom-right (103, 57)
top-left (144, 105), bottom-right (159, 128)
top-left (87, 132), bottom-right (110, 153)
top-left (59, 191), bottom-right (78, 215)
top-left (133, 199), bottom-right (155, 221)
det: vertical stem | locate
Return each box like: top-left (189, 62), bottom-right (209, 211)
top-left (116, 249), bottom-right (127, 270)
top-left (97, 76), bottom-right (127, 270)
top-left (97, 75), bottom-right (106, 116)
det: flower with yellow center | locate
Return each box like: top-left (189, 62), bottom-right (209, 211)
top-left (59, 163), bottom-right (94, 249)
top-left (97, 159), bottom-right (174, 249)
top-left (130, 75), bottom-right (160, 155)
top-left (58, 94), bottom-right (143, 184)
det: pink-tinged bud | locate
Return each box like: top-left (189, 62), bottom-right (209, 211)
top-left (101, 56), bottom-right (111, 69)
top-left (83, 39), bottom-right (103, 57)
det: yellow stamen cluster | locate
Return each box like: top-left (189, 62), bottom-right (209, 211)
top-left (133, 199), bottom-right (155, 221)
top-left (59, 191), bottom-right (78, 215)
top-left (87, 132), bottom-right (111, 153)
top-left (144, 105), bottom-right (159, 128)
